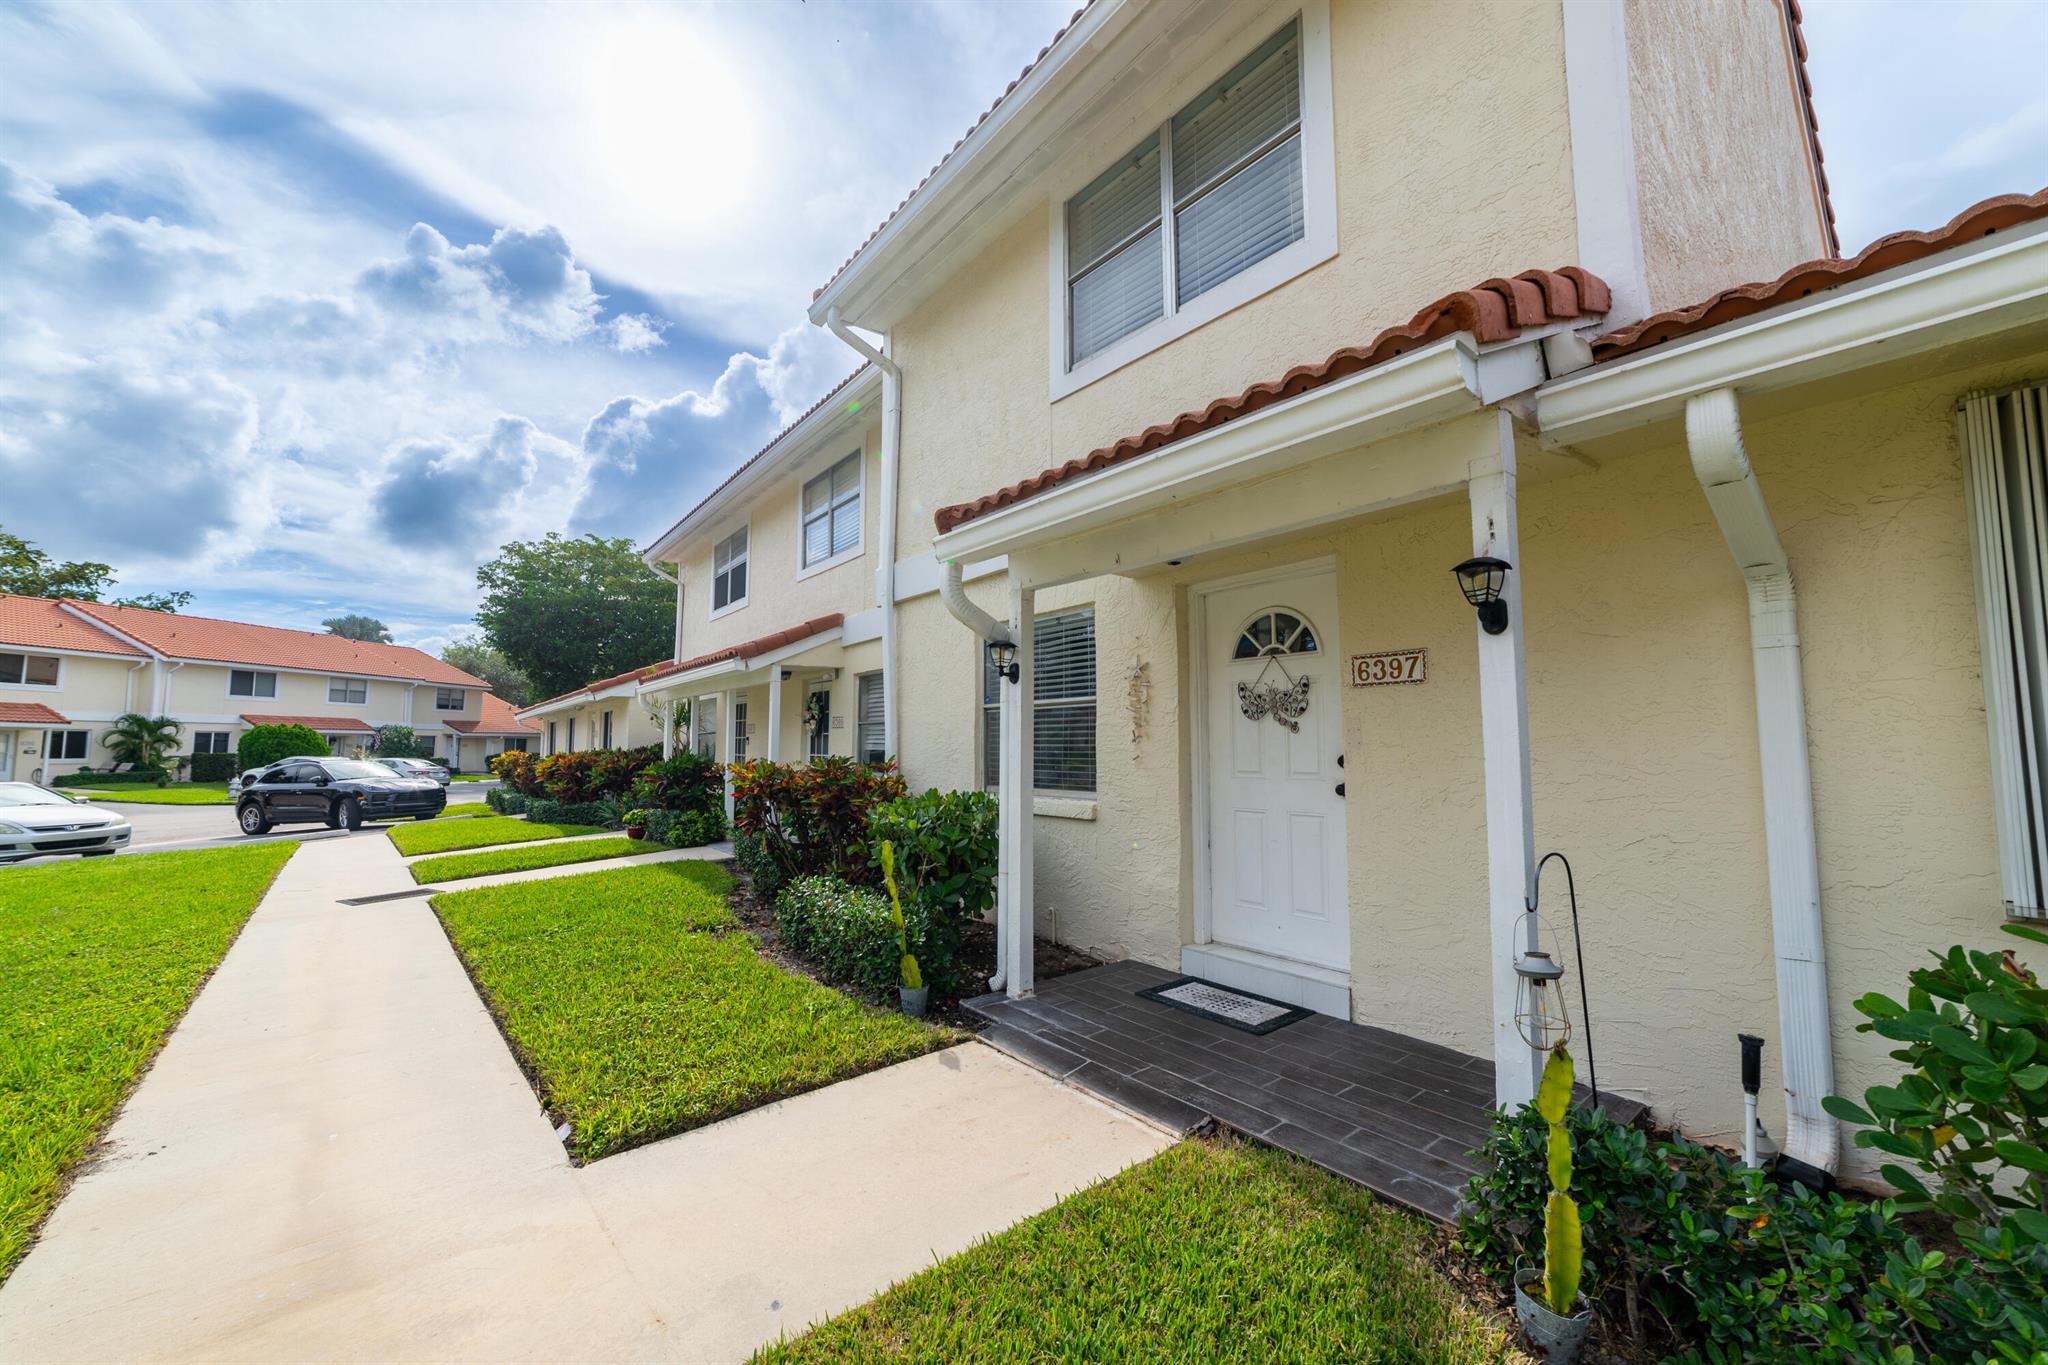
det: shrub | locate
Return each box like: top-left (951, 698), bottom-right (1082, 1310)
top-left (629, 752), bottom-right (724, 815)
top-left (51, 769), bottom-right (168, 787)
top-left (517, 796), bottom-right (610, 828)
top-left (490, 750), bottom-right (541, 795)
top-left (486, 787), bottom-right (523, 814)
top-left (775, 874), bottom-right (958, 999)
top-left (867, 789), bottom-right (998, 926)
top-left (588, 745), bottom-right (661, 799)
top-left (238, 723), bottom-right (329, 770)
top-left (665, 807), bottom-right (726, 848)
top-left (374, 724), bottom-right (426, 758)
top-left (730, 757), bottom-right (907, 889)
top-left (732, 831), bottom-right (788, 902)
top-left (188, 752), bottom-right (239, 783)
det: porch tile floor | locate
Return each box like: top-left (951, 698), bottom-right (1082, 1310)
top-left (965, 959), bottom-right (1493, 1221)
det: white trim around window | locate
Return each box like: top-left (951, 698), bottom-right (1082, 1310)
top-left (434, 687), bottom-right (467, 712)
top-left (1045, 1), bottom-right (1336, 401)
top-left (710, 522), bottom-right (750, 620)
top-left (326, 676), bottom-right (368, 705)
top-left (0, 650), bottom-right (63, 689)
top-left (226, 668), bottom-right (278, 699)
top-left (796, 448), bottom-right (865, 579)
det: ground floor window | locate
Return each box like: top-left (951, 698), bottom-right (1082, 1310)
top-left (501, 737), bottom-right (530, 753)
top-left (857, 672), bottom-right (885, 765)
top-left (1962, 384), bottom-right (2048, 920)
top-left (547, 721), bottom-right (558, 754)
top-left (732, 700), bottom-right (750, 762)
top-left (566, 719), bottom-right (577, 752)
top-left (982, 606), bottom-right (1097, 795)
top-left (600, 709), bottom-right (613, 748)
top-left (193, 731), bottom-right (232, 754)
top-left (807, 687), bottom-right (831, 759)
top-left (45, 730), bottom-right (89, 760)
top-left (694, 697), bottom-right (719, 760)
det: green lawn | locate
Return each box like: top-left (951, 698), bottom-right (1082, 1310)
top-left (388, 814), bottom-right (604, 856)
top-left (432, 862), bottom-right (958, 1159)
top-left (410, 836), bottom-right (647, 884)
top-left (0, 843), bottom-right (298, 1281)
top-left (450, 774), bottom-right (495, 782)
top-left (82, 782), bottom-right (233, 806)
top-left (756, 1138), bottom-right (1521, 1364)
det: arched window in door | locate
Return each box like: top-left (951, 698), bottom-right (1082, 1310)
top-left (1232, 608), bottom-right (1320, 660)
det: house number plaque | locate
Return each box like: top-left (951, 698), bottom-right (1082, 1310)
top-left (1350, 648), bottom-right (1427, 686)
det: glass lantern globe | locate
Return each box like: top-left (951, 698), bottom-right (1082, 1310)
top-left (1513, 948), bottom-right (1572, 1052)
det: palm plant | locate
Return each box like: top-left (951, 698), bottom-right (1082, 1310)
top-left (101, 713), bottom-right (184, 772)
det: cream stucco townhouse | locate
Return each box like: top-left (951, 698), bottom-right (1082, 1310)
top-left (0, 594), bottom-right (526, 779)
top-left (624, 0), bottom-right (2048, 1195)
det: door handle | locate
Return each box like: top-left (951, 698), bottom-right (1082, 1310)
top-left (1334, 781), bottom-right (1346, 797)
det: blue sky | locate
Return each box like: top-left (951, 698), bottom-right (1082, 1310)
top-left (0, 0), bottom-right (2042, 652)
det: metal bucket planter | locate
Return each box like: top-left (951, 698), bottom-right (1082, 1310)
top-left (1514, 1267), bottom-right (1592, 1364)
top-left (899, 985), bottom-right (930, 1017)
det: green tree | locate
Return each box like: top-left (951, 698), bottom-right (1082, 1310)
top-left (238, 724), bottom-right (330, 770)
top-left (0, 526), bottom-right (191, 611)
top-left (441, 634), bottom-right (534, 707)
top-left (101, 713), bottom-right (184, 772)
top-left (475, 533), bottom-right (672, 699)
top-left (373, 724), bottom-right (426, 759)
top-left (323, 614), bottom-right (393, 643)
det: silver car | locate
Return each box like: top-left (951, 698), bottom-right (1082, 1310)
top-left (0, 782), bottom-right (133, 864)
top-left (373, 757), bottom-right (451, 786)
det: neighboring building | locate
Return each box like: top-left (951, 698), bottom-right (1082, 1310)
top-left (446, 693), bottom-right (541, 772)
top-left (618, 0), bottom-right (2045, 1193)
top-left (0, 595), bottom-right (492, 779)
top-left (517, 658), bottom-right (686, 757)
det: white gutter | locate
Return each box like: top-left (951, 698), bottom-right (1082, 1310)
top-left (938, 558), bottom-right (1011, 989)
top-left (1686, 387), bottom-right (1838, 1179)
top-left (824, 308), bottom-right (903, 760)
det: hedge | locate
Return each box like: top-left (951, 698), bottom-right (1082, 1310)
top-left (775, 874), bottom-right (960, 999)
top-left (188, 752), bottom-right (240, 783)
top-left (50, 769), bottom-right (170, 788)
top-left (484, 786), bottom-right (726, 847)
top-left (238, 723), bottom-right (330, 770)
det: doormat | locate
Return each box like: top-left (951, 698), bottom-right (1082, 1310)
top-left (1134, 977), bottom-right (1314, 1035)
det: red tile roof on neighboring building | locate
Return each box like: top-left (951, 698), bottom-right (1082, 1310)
top-left (0, 595), bottom-right (148, 657)
top-left (0, 702), bottom-right (70, 725)
top-left (933, 268), bottom-right (1611, 534)
top-left (241, 714), bottom-right (374, 732)
top-left (1783, 0), bottom-right (1838, 258)
top-left (1591, 187), bottom-right (2048, 362)
top-left (60, 600), bottom-right (488, 686)
top-left (447, 693), bottom-right (540, 736)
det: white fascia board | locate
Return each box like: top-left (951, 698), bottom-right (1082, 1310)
top-left (931, 335), bottom-right (1485, 563)
top-left (806, 0), bottom-right (1141, 329)
top-left (1536, 220), bottom-right (2048, 444)
top-left (641, 368), bottom-right (883, 566)
top-left (516, 692), bottom-right (593, 720)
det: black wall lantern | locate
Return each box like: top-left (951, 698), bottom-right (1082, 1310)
top-left (986, 637), bottom-right (1020, 684)
top-left (1452, 555), bottom-right (1513, 635)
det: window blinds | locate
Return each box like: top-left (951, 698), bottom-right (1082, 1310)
top-left (982, 607), bottom-right (1097, 794)
top-left (1961, 386), bottom-right (2048, 919)
top-left (802, 454), bottom-right (860, 567)
top-left (857, 671), bottom-right (885, 764)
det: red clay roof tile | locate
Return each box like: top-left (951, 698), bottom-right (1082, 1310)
top-left (0, 595), bottom-right (148, 657)
top-left (933, 267), bottom-right (1610, 535)
top-left (0, 702), bottom-right (70, 725)
top-left (521, 614), bottom-right (848, 716)
top-left (61, 599), bottom-right (486, 687)
top-left (1784, 0), bottom-right (1838, 257)
top-left (448, 695), bottom-right (539, 735)
top-left (1590, 187), bottom-right (2048, 362)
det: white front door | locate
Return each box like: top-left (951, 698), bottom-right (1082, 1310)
top-left (1204, 571), bottom-right (1350, 970)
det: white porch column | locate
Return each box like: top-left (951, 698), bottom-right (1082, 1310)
top-left (765, 672), bottom-right (784, 763)
top-left (717, 689), bottom-right (735, 822)
top-left (998, 581), bottom-right (1036, 998)
top-left (1470, 410), bottom-right (1541, 1109)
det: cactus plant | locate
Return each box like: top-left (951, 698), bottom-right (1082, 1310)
top-left (879, 840), bottom-right (923, 991)
top-left (1535, 1046), bottom-right (1583, 1315)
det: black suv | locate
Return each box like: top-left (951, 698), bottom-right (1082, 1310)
top-left (236, 757), bottom-right (446, 834)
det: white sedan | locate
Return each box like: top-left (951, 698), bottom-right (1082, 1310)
top-left (0, 782), bottom-right (133, 864)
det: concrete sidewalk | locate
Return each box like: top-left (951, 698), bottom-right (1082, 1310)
top-left (0, 832), bottom-right (1169, 1362)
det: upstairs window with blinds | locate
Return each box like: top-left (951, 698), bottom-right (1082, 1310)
top-left (983, 607), bottom-right (1097, 795)
top-left (1963, 387), bottom-right (2048, 921)
top-left (1064, 19), bottom-right (1304, 368)
top-left (857, 672), bottom-right (886, 765)
top-left (801, 453), bottom-right (861, 569)
top-left (712, 527), bottom-right (748, 612)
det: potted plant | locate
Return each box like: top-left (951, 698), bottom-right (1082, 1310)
top-left (879, 840), bottom-right (928, 1017)
top-left (1513, 1046), bottom-right (1591, 1362)
top-left (622, 807), bottom-right (654, 840)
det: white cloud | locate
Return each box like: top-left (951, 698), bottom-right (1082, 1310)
top-left (373, 415), bottom-right (579, 552)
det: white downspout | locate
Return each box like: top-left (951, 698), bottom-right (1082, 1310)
top-left (939, 559), bottom-right (1015, 990)
top-left (154, 661), bottom-right (184, 715)
top-left (822, 311), bottom-right (901, 762)
top-left (123, 659), bottom-right (148, 713)
top-left (1686, 387), bottom-right (1839, 1179)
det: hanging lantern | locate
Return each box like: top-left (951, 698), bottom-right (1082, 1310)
top-left (1513, 947), bottom-right (1572, 1052)
top-left (1451, 556), bottom-right (1512, 635)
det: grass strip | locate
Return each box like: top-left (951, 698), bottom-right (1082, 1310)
top-left (410, 836), bottom-right (649, 884)
top-left (755, 1136), bottom-right (1519, 1364)
top-left (82, 783), bottom-right (233, 806)
top-left (388, 814), bottom-right (604, 856)
top-left (0, 842), bottom-right (298, 1281)
top-left (432, 862), bottom-right (958, 1160)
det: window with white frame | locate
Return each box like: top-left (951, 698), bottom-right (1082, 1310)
top-left (712, 527), bottom-right (749, 613)
top-left (193, 731), bottom-right (232, 754)
top-left (547, 720), bottom-right (558, 754)
top-left (857, 672), bottom-right (885, 765)
top-left (600, 709), bottom-right (613, 748)
top-left (45, 730), bottom-right (89, 760)
top-left (1063, 19), bottom-right (1305, 368)
top-left (0, 652), bottom-right (60, 687)
top-left (1962, 386), bottom-right (2048, 920)
top-left (435, 687), bottom-right (466, 711)
top-left (694, 696), bottom-right (719, 759)
top-left (732, 699), bottom-right (750, 762)
top-left (501, 737), bottom-right (530, 753)
top-left (801, 453), bottom-right (861, 569)
top-left (327, 676), bottom-right (367, 704)
top-left (983, 607), bottom-right (1097, 794)
top-left (228, 669), bottom-right (277, 698)
top-left (566, 718), bottom-right (577, 751)
top-left (807, 687), bottom-right (832, 759)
